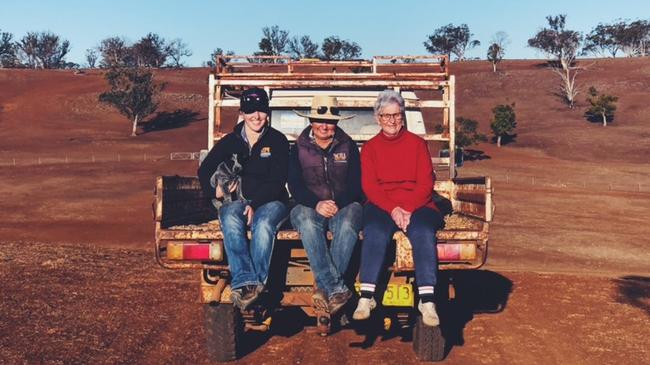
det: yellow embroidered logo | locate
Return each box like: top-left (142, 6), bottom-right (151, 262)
top-left (260, 147), bottom-right (271, 158)
top-left (333, 152), bottom-right (347, 162)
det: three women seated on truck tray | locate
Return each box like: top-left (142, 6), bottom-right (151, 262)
top-left (198, 88), bottom-right (444, 326)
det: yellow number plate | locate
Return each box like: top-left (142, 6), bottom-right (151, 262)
top-left (354, 283), bottom-right (414, 307)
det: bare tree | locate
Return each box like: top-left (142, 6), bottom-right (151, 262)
top-left (619, 20), bottom-right (650, 57)
top-left (0, 30), bottom-right (17, 68)
top-left (16, 31), bottom-right (70, 69)
top-left (18, 32), bottom-right (39, 68)
top-left (165, 38), bottom-right (192, 68)
top-left (288, 35), bottom-right (320, 59)
top-left (98, 36), bottom-right (132, 68)
top-left (424, 23), bottom-right (480, 61)
top-left (487, 32), bottom-right (509, 72)
top-left (132, 33), bottom-right (167, 67)
top-left (85, 48), bottom-right (98, 68)
top-left (255, 25), bottom-right (289, 62)
top-left (321, 36), bottom-right (362, 60)
top-left (583, 21), bottom-right (626, 57)
top-left (205, 48), bottom-right (234, 67)
top-left (528, 15), bottom-right (583, 108)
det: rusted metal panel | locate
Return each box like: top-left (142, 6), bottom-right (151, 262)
top-left (281, 292), bottom-right (313, 307)
top-left (217, 73), bottom-right (448, 81)
top-left (437, 230), bottom-right (487, 240)
top-left (200, 277), bottom-right (227, 304)
top-left (485, 176), bottom-right (494, 222)
top-left (448, 75), bottom-right (456, 179)
top-left (154, 176), bottom-right (163, 221)
top-left (158, 227), bottom-right (486, 242)
top-left (454, 201), bottom-right (487, 221)
top-left (454, 176), bottom-right (487, 185)
top-left (456, 190), bottom-right (487, 204)
top-left (216, 79), bottom-right (447, 89)
top-left (286, 265), bottom-right (314, 286)
top-left (216, 98), bottom-right (448, 109)
top-left (395, 230), bottom-right (480, 271)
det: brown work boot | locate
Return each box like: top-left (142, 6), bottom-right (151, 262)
top-left (231, 284), bottom-right (263, 310)
top-left (312, 288), bottom-right (329, 312)
top-left (328, 289), bottom-right (353, 316)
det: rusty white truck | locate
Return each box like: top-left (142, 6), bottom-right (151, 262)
top-left (153, 55), bottom-right (494, 362)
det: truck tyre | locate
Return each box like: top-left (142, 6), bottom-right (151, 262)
top-left (204, 302), bottom-right (243, 362)
top-left (412, 315), bottom-right (445, 362)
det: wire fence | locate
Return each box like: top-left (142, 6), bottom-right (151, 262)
top-left (2, 153), bottom-right (649, 194)
top-left (0, 152), bottom-right (199, 167)
top-left (488, 172), bottom-right (650, 194)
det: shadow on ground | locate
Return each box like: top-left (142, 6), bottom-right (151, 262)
top-left (614, 276), bottom-right (650, 316)
top-left (439, 270), bottom-right (513, 354)
top-left (464, 148), bottom-right (491, 161)
top-left (142, 109), bottom-right (203, 133)
top-left (347, 270), bottom-right (513, 358)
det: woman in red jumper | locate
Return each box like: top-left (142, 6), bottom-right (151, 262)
top-left (352, 90), bottom-right (444, 327)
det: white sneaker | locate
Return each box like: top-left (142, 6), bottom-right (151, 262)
top-left (418, 300), bottom-right (440, 327)
top-left (352, 297), bottom-right (377, 320)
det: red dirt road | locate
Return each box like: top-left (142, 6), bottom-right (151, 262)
top-left (1, 242), bottom-right (648, 364)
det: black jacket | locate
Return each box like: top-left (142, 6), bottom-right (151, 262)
top-left (288, 126), bottom-right (363, 209)
top-left (198, 122), bottom-right (289, 209)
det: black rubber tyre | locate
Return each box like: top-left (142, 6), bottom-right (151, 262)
top-left (412, 315), bottom-right (445, 362)
top-left (204, 303), bottom-right (243, 362)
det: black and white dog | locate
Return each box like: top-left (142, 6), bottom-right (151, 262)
top-left (210, 154), bottom-right (244, 209)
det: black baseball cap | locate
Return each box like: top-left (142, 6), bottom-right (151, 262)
top-left (240, 88), bottom-right (270, 114)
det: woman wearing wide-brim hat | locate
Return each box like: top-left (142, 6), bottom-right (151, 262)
top-left (288, 94), bottom-right (363, 318)
top-left (294, 95), bottom-right (355, 123)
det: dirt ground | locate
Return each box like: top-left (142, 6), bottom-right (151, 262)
top-left (1, 59), bottom-right (649, 364)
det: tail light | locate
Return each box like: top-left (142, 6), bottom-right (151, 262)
top-left (167, 242), bottom-right (224, 261)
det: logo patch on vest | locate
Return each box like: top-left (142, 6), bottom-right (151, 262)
top-left (333, 152), bottom-right (347, 163)
top-left (260, 147), bottom-right (271, 158)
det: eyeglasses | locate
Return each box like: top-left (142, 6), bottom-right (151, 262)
top-left (378, 113), bottom-right (403, 122)
top-left (317, 106), bottom-right (340, 115)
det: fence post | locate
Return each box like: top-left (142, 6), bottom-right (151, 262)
top-left (118, 154), bottom-right (121, 162)
top-left (92, 154), bottom-right (95, 163)
top-left (532, 176), bottom-right (535, 185)
top-left (13, 158), bottom-right (16, 166)
top-left (38, 157), bottom-right (41, 165)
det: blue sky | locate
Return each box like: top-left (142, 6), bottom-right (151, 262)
top-left (2, 0), bottom-right (648, 66)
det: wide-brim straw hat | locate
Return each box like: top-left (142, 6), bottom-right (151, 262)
top-left (294, 95), bottom-right (355, 121)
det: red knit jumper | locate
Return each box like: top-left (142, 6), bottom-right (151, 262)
top-left (361, 128), bottom-right (438, 214)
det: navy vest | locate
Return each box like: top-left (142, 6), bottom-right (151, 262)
top-left (296, 127), bottom-right (354, 201)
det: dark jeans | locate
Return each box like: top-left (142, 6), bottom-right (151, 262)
top-left (359, 202), bottom-right (443, 289)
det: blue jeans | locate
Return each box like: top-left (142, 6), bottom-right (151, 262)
top-left (360, 203), bottom-right (443, 288)
top-left (218, 200), bottom-right (288, 290)
top-left (290, 202), bottom-right (362, 298)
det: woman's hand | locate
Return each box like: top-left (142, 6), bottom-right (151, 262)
top-left (391, 207), bottom-right (412, 232)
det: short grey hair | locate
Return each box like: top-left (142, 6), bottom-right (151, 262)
top-left (374, 90), bottom-right (405, 116)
